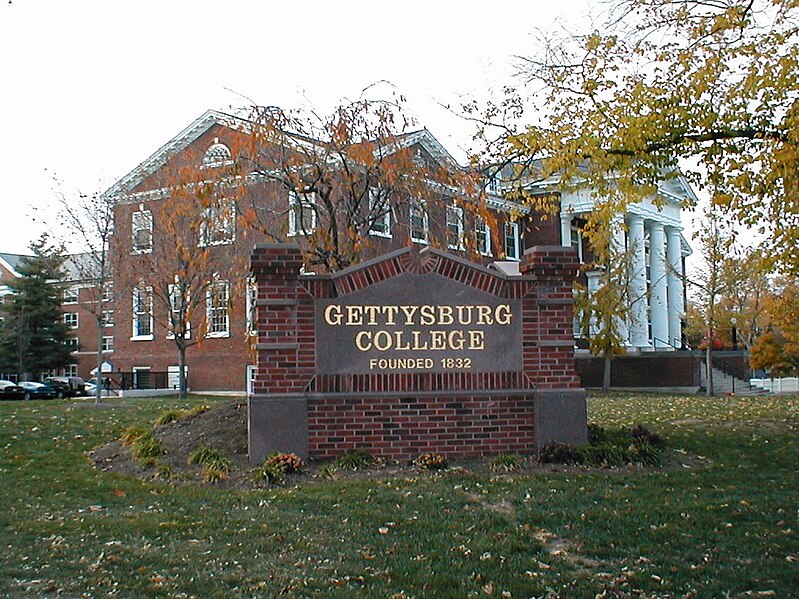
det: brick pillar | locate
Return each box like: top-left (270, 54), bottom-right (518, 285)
top-left (249, 243), bottom-right (310, 461)
top-left (520, 245), bottom-right (581, 389)
top-left (520, 246), bottom-right (587, 449)
top-left (250, 244), bottom-right (307, 394)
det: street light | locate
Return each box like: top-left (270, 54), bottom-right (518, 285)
top-left (730, 317), bottom-right (738, 351)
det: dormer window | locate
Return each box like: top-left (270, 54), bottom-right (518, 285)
top-left (202, 141), bottom-right (232, 168)
top-left (486, 175), bottom-right (501, 195)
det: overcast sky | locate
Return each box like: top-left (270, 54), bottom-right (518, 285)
top-left (1, 0), bottom-right (601, 255)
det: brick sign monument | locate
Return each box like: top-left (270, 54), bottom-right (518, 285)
top-left (249, 244), bottom-right (587, 462)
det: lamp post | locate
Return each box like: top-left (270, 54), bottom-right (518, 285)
top-left (731, 317), bottom-right (738, 351)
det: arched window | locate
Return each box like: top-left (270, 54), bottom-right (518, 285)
top-left (202, 142), bottom-right (232, 167)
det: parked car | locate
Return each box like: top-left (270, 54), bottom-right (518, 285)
top-left (42, 376), bottom-right (86, 399)
top-left (19, 381), bottom-right (57, 400)
top-left (85, 377), bottom-right (117, 397)
top-left (0, 380), bottom-right (25, 400)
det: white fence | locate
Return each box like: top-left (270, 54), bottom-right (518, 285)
top-left (750, 377), bottom-right (799, 393)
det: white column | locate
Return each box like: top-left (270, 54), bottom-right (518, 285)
top-left (628, 215), bottom-right (650, 349)
top-left (586, 270), bottom-right (601, 338)
top-left (611, 217), bottom-right (629, 345)
top-left (649, 222), bottom-right (669, 349)
top-left (666, 226), bottom-right (685, 349)
top-left (560, 212), bottom-right (572, 247)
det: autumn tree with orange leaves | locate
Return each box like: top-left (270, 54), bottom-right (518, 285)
top-left (228, 98), bottom-right (491, 272)
top-left (112, 154), bottom-right (248, 399)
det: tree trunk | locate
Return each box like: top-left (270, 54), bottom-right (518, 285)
top-left (95, 314), bottom-right (104, 404)
top-left (178, 343), bottom-right (187, 399)
top-left (602, 350), bottom-right (612, 392)
top-left (705, 344), bottom-right (714, 396)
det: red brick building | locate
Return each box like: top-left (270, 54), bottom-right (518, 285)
top-left (97, 108), bottom-right (693, 393)
top-left (101, 110), bottom-right (558, 393)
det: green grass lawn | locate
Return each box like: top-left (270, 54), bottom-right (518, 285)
top-left (1, 393), bottom-right (797, 598)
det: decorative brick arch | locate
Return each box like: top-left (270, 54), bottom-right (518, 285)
top-left (249, 244), bottom-right (586, 462)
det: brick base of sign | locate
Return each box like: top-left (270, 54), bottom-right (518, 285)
top-left (248, 389), bottom-right (587, 463)
top-left (248, 395), bottom-right (308, 461)
top-left (248, 244), bottom-right (587, 464)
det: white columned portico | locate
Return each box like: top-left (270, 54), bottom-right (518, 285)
top-left (560, 212), bottom-right (573, 248)
top-left (666, 226), bottom-right (685, 349)
top-left (649, 222), bottom-right (669, 348)
top-left (627, 215), bottom-right (650, 349)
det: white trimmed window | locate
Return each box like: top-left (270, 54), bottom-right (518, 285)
top-left (206, 280), bottom-right (230, 338)
top-left (131, 209), bottom-right (153, 253)
top-left (168, 282), bottom-right (191, 339)
top-left (368, 188), bottom-right (392, 237)
top-left (409, 200), bottom-right (428, 244)
top-left (446, 205), bottom-right (465, 250)
top-left (475, 217), bottom-right (492, 256)
top-left (63, 286), bottom-right (79, 304)
top-left (504, 222), bottom-right (521, 261)
top-left (65, 337), bottom-right (79, 352)
top-left (201, 141), bottom-right (232, 168)
top-left (132, 285), bottom-right (154, 339)
top-left (102, 336), bottom-right (114, 353)
top-left (199, 199), bottom-right (236, 246)
top-left (288, 191), bottom-right (316, 236)
top-left (101, 310), bottom-right (114, 327)
top-left (65, 364), bottom-right (78, 377)
top-left (101, 283), bottom-right (113, 303)
top-left (64, 312), bottom-right (79, 329)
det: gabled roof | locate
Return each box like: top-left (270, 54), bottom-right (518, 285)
top-left (62, 253), bottom-right (102, 282)
top-left (103, 111), bottom-right (463, 202)
top-left (0, 253), bottom-right (32, 277)
top-left (0, 252), bottom-right (102, 283)
top-left (102, 109), bottom-right (245, 200)
top-left (386, 128), bottom-right (460, 167)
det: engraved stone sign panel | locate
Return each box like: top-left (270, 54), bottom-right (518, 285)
top-left (316, 272), bottom-right (522, 374)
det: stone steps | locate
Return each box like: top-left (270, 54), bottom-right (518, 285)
top-left (705, 367), bottom-right (770, 396)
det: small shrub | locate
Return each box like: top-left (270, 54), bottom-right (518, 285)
top-left (578, 443), bottom-right (628, 467)
top-left (189, 447), bottom-right (219, 465)
top-left (203, 467), bottom-right (228, 483)
top-left (318, 463), bottom-right (339, 479)
top-left (156, 463), bottom-right (173, 479)
top-left (188, 447), bottom-right (231, 472)
top-left (335, 450), bottom-right (374, 470)
top-left (154, 410), bottom-right (182, 427)
top-left (414, 452), bottom-right (448, 471)
top-left (490, 453), bottom-right (521, 472)
top-left (254, 462), bottom-right (286, 484)
top-left (120, 425), bottom-right (149, 447)
top-left (630, 442), bottom-right (664, 466)
top-left (587, 423), bottom-right (608, 445)
top-left (264, 452), bottom-right (304, 474)
top-left (186, 404), bottom-right (210, 417)
top-left (630, 424), bottom-right (666, 449)
top-left (542, 423), bottom-right (667, 468)
top-left (132, 432), bottom-right (166, 460)
top-left (253, 452), bottom-right (305, 484)
top-left (539, 442), bottom-right (581, 464)
top-left (188, 447), bottom-right (231, 483)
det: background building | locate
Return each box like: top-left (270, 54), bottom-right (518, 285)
top-left (1, 109), bottom-right (696, 391)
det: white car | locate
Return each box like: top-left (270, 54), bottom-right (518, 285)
top-left (0, 380), bottom-right (25, 400)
